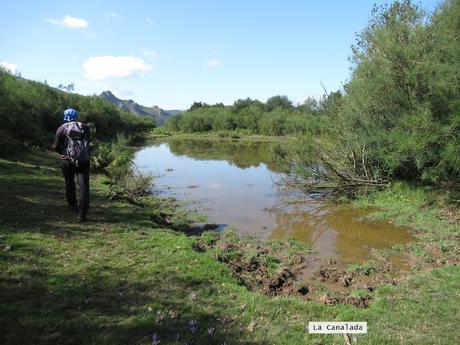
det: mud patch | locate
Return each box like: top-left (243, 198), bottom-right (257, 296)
top-left (192, 228), bottom-right (455, 308)
top-left (314, 266), bottom-right (354, 288)
top-left (313, 259), bottom-right (401, 288)
top-left (193, 231), bottom-right (310, 296)
top-left (315, 293), bottom-right (373, 308)
top-left (193, 231), bottom-right (384, 307)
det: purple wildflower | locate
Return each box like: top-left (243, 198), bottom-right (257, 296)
top-left (151, 333), bottom-right (160, 345)
top-left (207, 326), bottom-right (215, 336)
top-left (188, 319), bottom-right (198, 333)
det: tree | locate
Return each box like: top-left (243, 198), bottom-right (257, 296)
top-left (265, 95), bottom-right (293, 111)
top-left (337, 0), bottom-right (443, 181)
top-left (189, 102), bottom-right (209, 111)
top-left (276, 0), bottom-right (460, 195)
top-left (318, 91), bottom-right (343, 117)
top-left (298, 97), bottom-right (319, 113)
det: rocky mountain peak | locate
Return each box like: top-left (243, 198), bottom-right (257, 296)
top-left (99, 90), bottom-right (182, 126)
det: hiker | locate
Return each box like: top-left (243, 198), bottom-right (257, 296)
top-left (52, 108), bottom-right (91, 222)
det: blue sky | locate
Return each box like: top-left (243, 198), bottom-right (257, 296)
top-left (0, 0), bottom-right (441, 109)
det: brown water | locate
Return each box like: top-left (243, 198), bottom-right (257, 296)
top-left (135, 138), bottom-right (414, 267)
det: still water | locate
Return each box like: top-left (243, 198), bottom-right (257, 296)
top-left (135, 138), bottom-right (414, 266)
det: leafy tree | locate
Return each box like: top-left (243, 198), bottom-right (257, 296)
top-left (167, 95), bottom-right (325, 136)
top-left (298, 97), bottom-right (320, 113)
top-left (339, 0), bottom-right (460, 183)
top-left (189, 102), bottom-right (209, 111)
top-left (265, 95), bottom-right (293, 111)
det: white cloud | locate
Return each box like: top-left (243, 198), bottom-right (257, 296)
top-left (0, 61), bottom-right (17, 73)
top-left (207, 59), bottom-right (222, 68)
top-left (108, 11), bottom-right (120, 19)
top-left (146, 17), bottom-right (153, 25)
top-left (140, 48), bottom-right (158, 58)
top-left (82, 56), bottom-right (153, 80)
top-left (47, 15), bottom-right (88, 29)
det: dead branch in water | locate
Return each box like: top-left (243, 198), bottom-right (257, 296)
top-left (279, 173), bottom-right (388, 197)
top-left (278, 141), bottom-right (389, 197)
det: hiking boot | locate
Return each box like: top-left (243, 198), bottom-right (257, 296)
top-left (78, 214), bottom-right (87, 223)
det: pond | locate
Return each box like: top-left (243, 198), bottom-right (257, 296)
top-left (135, 138), bottom-right (414, 270)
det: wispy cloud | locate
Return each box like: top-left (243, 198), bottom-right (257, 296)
top-left (146, 17), bottom-right (153, 25)
top-left (0, 61), bottom-right (17, 73)
top-left (140, 48), bottom-right (158, 58)
top-left (47, 14), bottom-right (88, 29)
top-left (82, 56), bottom-right (153, 80)
top-left (207, 59), bottom-right (222, 68)
top-left (108, 11), bottom-right (120, 19)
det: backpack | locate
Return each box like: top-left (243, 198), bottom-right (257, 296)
top-left (63, 121), bottom-right (90, 164)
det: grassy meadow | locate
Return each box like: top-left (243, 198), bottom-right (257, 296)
top-left (1, 151), bottom-right (459, 345)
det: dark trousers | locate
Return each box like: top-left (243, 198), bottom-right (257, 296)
top-left (60, 160), bottom-right (90, 216)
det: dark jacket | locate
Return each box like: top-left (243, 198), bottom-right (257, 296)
top-left (53, 121), bottom-right (90, 156)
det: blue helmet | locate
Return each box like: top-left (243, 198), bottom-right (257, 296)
top-left (63, 108), bottom-right (78, 122)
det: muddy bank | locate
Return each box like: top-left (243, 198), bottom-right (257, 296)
top-left (193, 231), bottom-right (310, 296)
top-left (192, 231), bottom-right (378, 307)
top-left (139, 194), bottom-right (454, 309)
top-left (192, 229), bottom-right (457, 308)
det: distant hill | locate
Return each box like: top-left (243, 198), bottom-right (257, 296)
top-left (163, 109), bottom-right (183, 116)
top-left (100, 91), bottom-right (181, 126)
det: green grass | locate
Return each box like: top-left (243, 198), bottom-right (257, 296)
top-left (347, 261), bottom-right (380, 276)
top-left (353, 182), bottom-right (460, 265)
top-left (1, 152), bottom-right (459, 344)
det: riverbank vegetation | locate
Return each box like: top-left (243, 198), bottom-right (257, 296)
top-left (148, 127), bottom-right (286, 141)
top-left (166, 94), bottom-right (334, 136)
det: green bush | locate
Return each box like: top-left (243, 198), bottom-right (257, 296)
top-left (336, 0), bottom-right (460, 184)
top-left (165, 97), bottom-right (326, 136)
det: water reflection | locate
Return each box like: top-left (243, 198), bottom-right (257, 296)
top-left (166, 138), bottom-right (281, 171)
top-left (135, 138), bottom-right (414, 265)
top-left (270, 202), bottom-right (414, 264)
